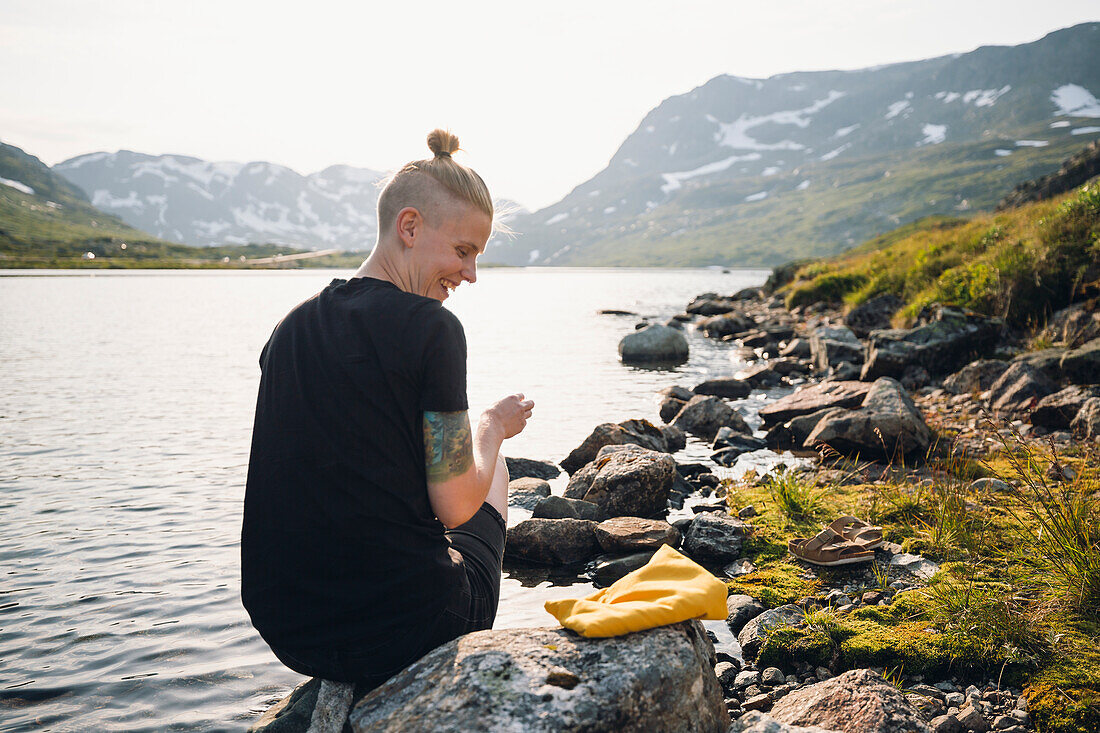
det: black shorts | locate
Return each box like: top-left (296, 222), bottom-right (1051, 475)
top-left (268, 502), bottom-right (506, 691)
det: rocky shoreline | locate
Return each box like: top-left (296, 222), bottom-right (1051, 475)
top-left (252, 285), bottom-right (1099, 732)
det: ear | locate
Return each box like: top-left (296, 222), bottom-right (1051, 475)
top-left (395, 207), bottom-right (421, 249)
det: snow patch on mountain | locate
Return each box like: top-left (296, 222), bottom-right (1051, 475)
top-left (1072, 126), bottom-right (1100, 135)
top-left (0, 176), bottom-right (34, 195)
top-left (715, 91), bottom-right (844, 151)
top-left (660, 153), bottom-right (762, 193)
top-left (1016, 139), bottom-right (1049, 147)
top-left (920, 124), bottom-right (947, 145)
top-left (820, 143), bottom-right (851, 161)
top-left (1051, 84), bottom-right (1100, 117)
top-left (545, 212), bottom-right (569, 225)
top-left (884, 100), bottom-right (911, 119)
top-left (745, 191), bottom-right (768, 202)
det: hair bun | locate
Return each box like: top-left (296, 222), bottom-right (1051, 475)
top-left (427, 129), bottom-right (460, 158)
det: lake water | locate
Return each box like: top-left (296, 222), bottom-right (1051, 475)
top-left (0, 267), bottom-right (778, 731)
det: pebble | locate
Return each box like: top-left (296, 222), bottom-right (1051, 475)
top-left (761, 667), bottom-right (785, 686)
top-left (733, 670), bottom-right (759, 688)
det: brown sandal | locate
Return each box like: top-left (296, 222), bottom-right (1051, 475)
top-left (788, 527), bottom-right (875, 567)
top-left (827, 515), bottom-right (883, 550)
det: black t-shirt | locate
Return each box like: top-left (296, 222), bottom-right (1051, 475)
top-left (241, 276), bottom-right (468, 666)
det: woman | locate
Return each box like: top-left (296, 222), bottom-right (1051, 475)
top-left (242, 129), bottom-right (533, 692)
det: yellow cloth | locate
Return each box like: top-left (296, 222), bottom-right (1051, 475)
top-left (544, 544), bottom-right (728, 637)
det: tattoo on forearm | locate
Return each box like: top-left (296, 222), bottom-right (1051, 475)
top-left (423, 411), bottom-right (474, 482)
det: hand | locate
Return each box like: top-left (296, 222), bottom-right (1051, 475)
top-left (482, 393), bottom-right (534, 440)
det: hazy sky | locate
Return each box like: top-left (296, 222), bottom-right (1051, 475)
top-left (1, 1), bottom-right (1096, 210)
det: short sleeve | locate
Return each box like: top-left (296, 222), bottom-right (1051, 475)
top-left (418, 306), bottom-right (469, 413)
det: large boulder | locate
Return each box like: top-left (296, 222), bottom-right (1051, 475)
top-left (1035, 303), bottom-right (1100, 346)
top-left (348, 622), bottom-right (729, 732)
top-left (861, 305), bottom-right (1002, 380)
top-left (1060, 338), bottom-right (1100, 384)
top-left (942, 359), bottom-right (1010, 394)
top-left (988, 362), bottom-right (1057, 414)
top-left (693, 377), bottom-right (752, 399)
top-left (590, 551), bottom-right (657, 586)
top-left (505, 456), bottom-right (561, 481)
top-left (1031, 385), bottom-right (1100, 428)
top-left (682, 512), bottom-right (750, 565)
top-left (594, 516), bottom-right (680, 553)
top-left (560, 420), bottom-right (668, 474)
top-left (504, 519), bottom-right (600, 565)
top-left (844, 294), bottom-right (903, 338)
top-left (810, 326), bottom-right (864, 371)
top-left (562, 446), bottom-right (675, 519)
top-left (737, 604), bottom-right (804, 661)
top-left (671, 395), bottom-right (751, 442)
top-left (1072, 397), bottom-right (1100, 439)
top-left (768, 669), bottom-right (932, 733)
top-left (804, 378), bottom-right (931, 461)
top-left (507, 477), bottom-right (551, 510)
top-left (759, 381), bottom-right (872, 427)
top-left (619, 324), bottom-right (689, 364)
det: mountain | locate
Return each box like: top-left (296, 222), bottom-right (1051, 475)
top-left (0, 140), bottom-right (169, 262)
top-left (54, 152), bottom-right (386, 249)
top-left (487, 22), bottom-right (1100, 267)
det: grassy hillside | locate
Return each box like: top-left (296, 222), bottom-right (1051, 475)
top-left (777, 180), bottom-right (1100, 327)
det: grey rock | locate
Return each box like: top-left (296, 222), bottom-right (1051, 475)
top-left (348, 622), bottom-right (729, 732)
top-left (505, 456), bottom-right (561, 481)
top-left (810, 326), bottom-right (864, 371)
top-left (931, 714), bottom-right (963, 733)
top-left (907, 692), bottom-right (946, 720)
top-left (619, 324), bottom-right (689, 364)
top-left (845, 294), bottom-right (903, 338)
top-left (735, 670), bottom-right (762, 688)
top-left (738, 604), bottom-right (804, 661)
top-left (762, 667), bottom-right (786, 686)
top-left (969, 478), bottom-right (1011, 493)
top-left (560, 419), bottom-right (668, 474)
top-left (594, 516), bottom-right (680, 553)
top-left (694, 377), bottom-right (752, 399)
top-left (861, 306), bottom-right (1003, 380)
top-left (504, 519), bottom-right (600, 566)
top-left (687, 294), bottom-right (740, 316)
top-left (759, 381), bottom-right (872, 427)
top-left (944, 692), bottom-right (965, 708)
top-left (699, 311), bottom-right (757, 338)
top-left (657, 386), bottom-right (693, 424)
top-left (943, 360), bottom-right (1010, 394)
top-left (738, 505), bottom-right (759, 519)
top-left (804, 378), bottom-right (932, 461)
top-left (672, 394), bottom-right (751, 442)
top-left (1031, 385), bottom-right (1100, 428)
top-left (765, 408), bottom-right (842, 451)
top-left (729, 711), bottom-right (843, 733)
top-left (1060, 337), bottom-right (1100, 384)
top-left (507, 477), bottom-right (551, 510)
top-left (724, 559), bottom-right (758, 577)
top-left (736, 362), bottom-right (785, 388)
top-left (744, 693), bottom-right (775, 712)
top-left (249, 678), bottom-right (319, 732)
top-left (890, 553), bottom-right (939, 580)
top-left (712, 433), bottom-right (768, 466)
top-left (1036, 303), bottom-right (1100, 346)
top-left (726, 594), bottom-right (766, 635)
top-left (563, 445), bottom-right (675, 518)
top-left (683, 512), bottom-right (750, 565)
top-left (715, 660), bottom-right (740, 688)
top-left (1071, 397), bottom-right (1100, 439)
top-left (954, 703), bottom-right (989, 732)
top-left (769, 669), bottom-right (933, 733)
top-left (661, 424), bottom-right (687, 451)
top-left (1011, 348), bottom-right (1066, 382)
top-left (589, 551), bottom-right (656, 586)
top-left (532, 495), bottom-right (603, 520)
top-left (988, 362), bottom-right (1056, 414)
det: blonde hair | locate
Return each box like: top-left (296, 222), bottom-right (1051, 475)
top-left (377, 129), bottom-right (494, 235)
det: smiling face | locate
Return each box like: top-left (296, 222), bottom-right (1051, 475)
top-left (403, 201), bottom-right (492, 302)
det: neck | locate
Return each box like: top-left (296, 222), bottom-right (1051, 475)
top-left (355, 242), bottom-right (416, 293)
